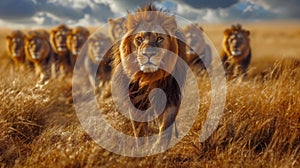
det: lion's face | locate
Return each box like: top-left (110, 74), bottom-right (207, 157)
top-left (184, 25), bottom-right (205, 56)
top-left (88, 36), bottom-right (111, 63)
top-left (53, 29), bottom-right (69, 52)
top-left (6, 32), bottom-right (25, 58)
top-left (69, 34), bottom-right (86, 55)
top-left (224, 29), bottom-right (250, 57)
top-left (119, 28), bottom-right (182, 85)
top-left (120, 29), bottom-right (180, 79)
top-left (67, 27), bottom-right (89, 56)
top-left (115, 7), bottom-right (186, 85)
top-left (109, 18), bottom-right (125, 41)
top-left (25, 35), bottom-right (50, 61)
top-left (133, 32), bottom-right (173, 73)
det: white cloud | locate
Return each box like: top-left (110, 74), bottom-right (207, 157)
top-left (0, 0), bottom-right (299, 28)
top-left (245, 0), bottom-right (300, 18)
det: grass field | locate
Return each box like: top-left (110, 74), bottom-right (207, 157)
top-left (0, 21), bottom-right (299, 167)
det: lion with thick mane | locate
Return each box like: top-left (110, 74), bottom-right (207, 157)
top-left (221, 24), bottom-right (251, 79)
top-left (183, 24), bottom-right (212, 73)
top-left (25, 30), bottom-right (55, 84)
top-left (50, 24), bottom-right (72, 78)
top-left (6, 30), bottom-right (27, 70)
top-left (84, 33), bottom-right (113, 93)
top-left (111, 4), bottom-right (187, 147)
top-left (108, 17), bottom-right (125, 42)
top-left (67, 26), bottom-right (90, 69)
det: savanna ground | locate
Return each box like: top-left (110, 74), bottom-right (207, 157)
top-left (0, 21), bottom-right (300, 167)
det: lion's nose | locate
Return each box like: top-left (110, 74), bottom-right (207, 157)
top-left (142, 48), bottom-right (156, 58)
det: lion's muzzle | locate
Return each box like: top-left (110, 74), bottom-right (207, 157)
top-left (141, 47), bottom-right (157, 58)
top-left (138, 47), bottom-right (161, 73)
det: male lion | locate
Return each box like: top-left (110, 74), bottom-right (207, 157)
top-left (25, 30), bottom-right (55, 84)
top-left (6, 30), bottom-right (27, 70)
top-left (111, 4), bottom-right (187, 148)
top-left (67, 26), bottom-right (90, 69)
top-left (221, 24), bottom-right (251, 79)
top-left (108, 17), bottom-right (125, 42)
top-left (84, 33), bottom-right (113, 94)
top-left (50, 24), bottom-right (72, 78)
top-left (183, 24), bottom-right (212, 73)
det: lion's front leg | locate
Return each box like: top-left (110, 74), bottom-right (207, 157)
top-left (36, 64), bottom-right (51, 85)
top-left (128, 116), bottom-right (149, 148)
top-left (132, 121), bottom-right (149, 140)
top-left (34, 64), bottom-right (44, 84)
top-left (233, 64), bottom-right (247, 81)
top-left (155, 106), bottom-right (179, 149)
top-left (51, 62), bottom-right (57, 79)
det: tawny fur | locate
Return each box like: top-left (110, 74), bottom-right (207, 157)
top-left (221, 24), bottom-right (251, 79)
top-left (110, 4), bottom-right (187, 147)
top-left (108, 17), bottom-right (125, 42)
top-left (84, 33), bottom-right (113, 93)
top-left (25, 30), bottom-right (55, 84)
top-left (50, 24), bottom-right (72, 78)
top-left (6, 30), bottom-right (27, 71)
top-left (183, 24), bottom-right (212, 73)
top-left (67, 26), bottom-right (90, 70)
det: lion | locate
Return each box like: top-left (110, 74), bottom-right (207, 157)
top-left (84, 33), bottom-right (113, 94)
top-left (25, 30), bottom-right (55, 84)
top-left (108, 17), bottom-right (125, 42)
top-left (50, 24), bottom-right (72, 78)
top-left (111, 4), bottom-right (187, 148)
top-left (6, 30), bottom-right (27, 70)
top-left (183, 24), bottom-right (212, 73)
top-left (221, 24), bottom-right (251, 79)
top-left (67, 26), bottom-right (90, 69)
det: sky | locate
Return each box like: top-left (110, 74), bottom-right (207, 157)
top-left (0, 0), bottom-right (299, 28)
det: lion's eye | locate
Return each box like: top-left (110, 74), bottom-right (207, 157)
top-left (157, 37), bottom-right (164, 43)
top-left (94, 42), bottom-right (100, 46)
top-left (229, 37), bottom-right (235, 42)
top-left (136, 37), bottom-right (144, 43)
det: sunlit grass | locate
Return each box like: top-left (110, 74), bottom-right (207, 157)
top-left (0, 23), bottom-right (300, 167)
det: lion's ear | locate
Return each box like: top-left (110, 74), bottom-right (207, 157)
top-left (50, 29), bottom-right (57, 39)
top-left (108, 18), bottom-right (113, 24)
top-left (6, 35), bottom-right (12, 41)
top-left (224, 28), bottom-right (231, 36)
top-left (245, 30), bottom-right (250, 36)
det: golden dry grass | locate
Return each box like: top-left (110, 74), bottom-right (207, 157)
top-left (0, 22), bottom-right (300, 167)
